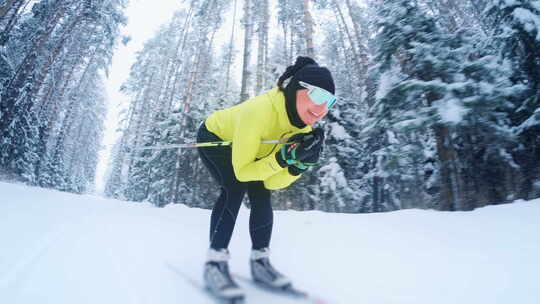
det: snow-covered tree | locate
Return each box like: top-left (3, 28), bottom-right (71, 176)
top-left (0, 0), bottom-right (126, 192)
top-left (485, 0), bottom-right (540, 199)
top-left (365, 0), bottom-right (525, 210)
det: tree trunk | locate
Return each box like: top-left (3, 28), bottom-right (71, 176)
top-left (171, 31), bottom-right (206, 204)
top-left (372, 175), bottom-right (383, 212)
top-left (239, 0), bottom-right (253, 103)
top-left (170, 0), bottom-right (224, 204)
top-left (432, 124), bottom-right (464, 211)
top-left (255, 0), bottom-right (269, 93)
top-left (0, 0), bottom-right (67, 135)
top-left (40, 34), bottom-right (85, 121)
top-left (332, 0), bottom-right (362, 79)
top-left (289, 25), bottom-right (294, 63)
top-left (302, 0), bottom-right (315, 58)
top-left (160, 9), bottom-right (192, 113)
top-left (344, 0), bottom-right (369, 81)
top-left (225, 0), bottom-right (238, 92)
top-left (127, 70), bottom-right (157, 175)
top-left (34, 11), bottom-right (87, 176)
top-left (51, 48), bottom-right (99, 165)
top-left (166, 7), bottom-right (194, 112)
top-left (67, 111), bottom-right (88, 179)
top-left (36, 26), bottom-right (98, 182)
top-left (282, 21), bottom-right (289, 63)
top-left (34, 4), bottom-right (86, 100)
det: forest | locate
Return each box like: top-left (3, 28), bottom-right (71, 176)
top-left (1, 0), bottom-right (539, 213)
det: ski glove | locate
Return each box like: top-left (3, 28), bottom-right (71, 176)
top-left (276, 128), bottom-right (325, 175)
top-left (289, 128), bottom-right (325, 175)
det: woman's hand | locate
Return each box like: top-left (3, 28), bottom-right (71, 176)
top-left (296, 128), bottom-right (324, 165)
top-left (276, 128), bottom-right (325, 171)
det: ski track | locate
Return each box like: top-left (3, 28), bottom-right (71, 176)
top-left (0, 186), bottom-right (285, 304)
top-left (0, 205), bottom-right (141, 303)
top-left (0, 205), bottom-right (105, 290)
top-left (168, 263), bottom-right (320, 304)
top-left (0, 194), bottom-right (328, 304)
top-left (1, 182), bottom-right (539, 304)
top-left (233, 273), bottom-right (330, 304)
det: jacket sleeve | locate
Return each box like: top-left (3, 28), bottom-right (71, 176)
top-left (231, 104), bottom-right (284, 182)
top-left (263, 168), bottom-right (302, 190)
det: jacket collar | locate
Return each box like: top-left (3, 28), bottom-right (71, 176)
top-left (268, 88), bottom-right (311, 133)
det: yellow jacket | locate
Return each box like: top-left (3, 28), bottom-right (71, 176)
top-left (205, 88), bottom-right (312, 190)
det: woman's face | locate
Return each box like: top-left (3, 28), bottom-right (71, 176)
top-left (296, 89), bottom-right (328, 126)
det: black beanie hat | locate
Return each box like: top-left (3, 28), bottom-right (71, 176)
top-left (278, 56), bottom-right (335, 128)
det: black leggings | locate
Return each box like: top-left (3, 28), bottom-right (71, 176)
top-left (197, 123), bottom-right (273, 250)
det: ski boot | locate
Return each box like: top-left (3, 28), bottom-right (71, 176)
top-left (250, 248), bottom-right (292, 289)
top-left (204, 248), bottom-right (245, 302)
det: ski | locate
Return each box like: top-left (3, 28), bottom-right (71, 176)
top-left (233, 273), bottom-right (330, 304)
top-left (167, 264), bottom-right (245, 304)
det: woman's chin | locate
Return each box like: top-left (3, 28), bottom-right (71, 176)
top-left (303, 118), bottom-right (317, 126)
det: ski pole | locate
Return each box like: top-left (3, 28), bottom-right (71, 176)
top-left (134, 139), bottom-right (288, 151)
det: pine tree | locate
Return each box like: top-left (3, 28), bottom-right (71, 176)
top-left (485, 0), bottom-right (540, 199)
top-left (367, 0), bottom-right (524, 210)
top-left (0, 0), bottom-right (126, 192)
top-left (106, 1), bottom-right (232, 207)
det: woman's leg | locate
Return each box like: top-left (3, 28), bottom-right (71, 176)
top-left (207, 181), bottom-right (246, 249)
top-left (247, 181), bottom-right (273, 250)
top-left (197, 123), bottom-right (246, 250)
top-left (247, 182), bottom-right (290, 288)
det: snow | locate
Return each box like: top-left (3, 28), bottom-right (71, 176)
top-left (516, 107), bottom-right (540, 134)
top-left (319, 158), bottom-right (349, 194)
top-left (513, 7), bottom-right (540, 41)
top-left (375, 67), bottom-right (402, 101)
top-left (503, 0), bottom-right (519, 7)
top-left (0, 181), bottom-right (539, 304)
top-left (533, 1), bottom-right (540, 12)
top-left (328, 122), bottom-right (351, 141)
top-left (437, 97), bottom-right (467, 124)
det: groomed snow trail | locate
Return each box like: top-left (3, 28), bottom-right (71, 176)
top-left (0, 182), bottom-right (539, 304)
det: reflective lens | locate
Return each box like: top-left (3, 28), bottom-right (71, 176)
top-left (299, 81), bottom-right (337, 109)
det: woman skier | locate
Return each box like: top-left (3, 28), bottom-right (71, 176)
top-left (197, 56), bottom-right (336, 300)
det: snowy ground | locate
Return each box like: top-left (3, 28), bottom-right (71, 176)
top-left (0, 181), bottom-right (538, 304)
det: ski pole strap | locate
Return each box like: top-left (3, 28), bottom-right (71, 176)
top-left (135, 139), bottom-right (285, 151)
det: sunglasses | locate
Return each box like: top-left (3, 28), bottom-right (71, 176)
top-left (299, 81), bottom-right (337, 109)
